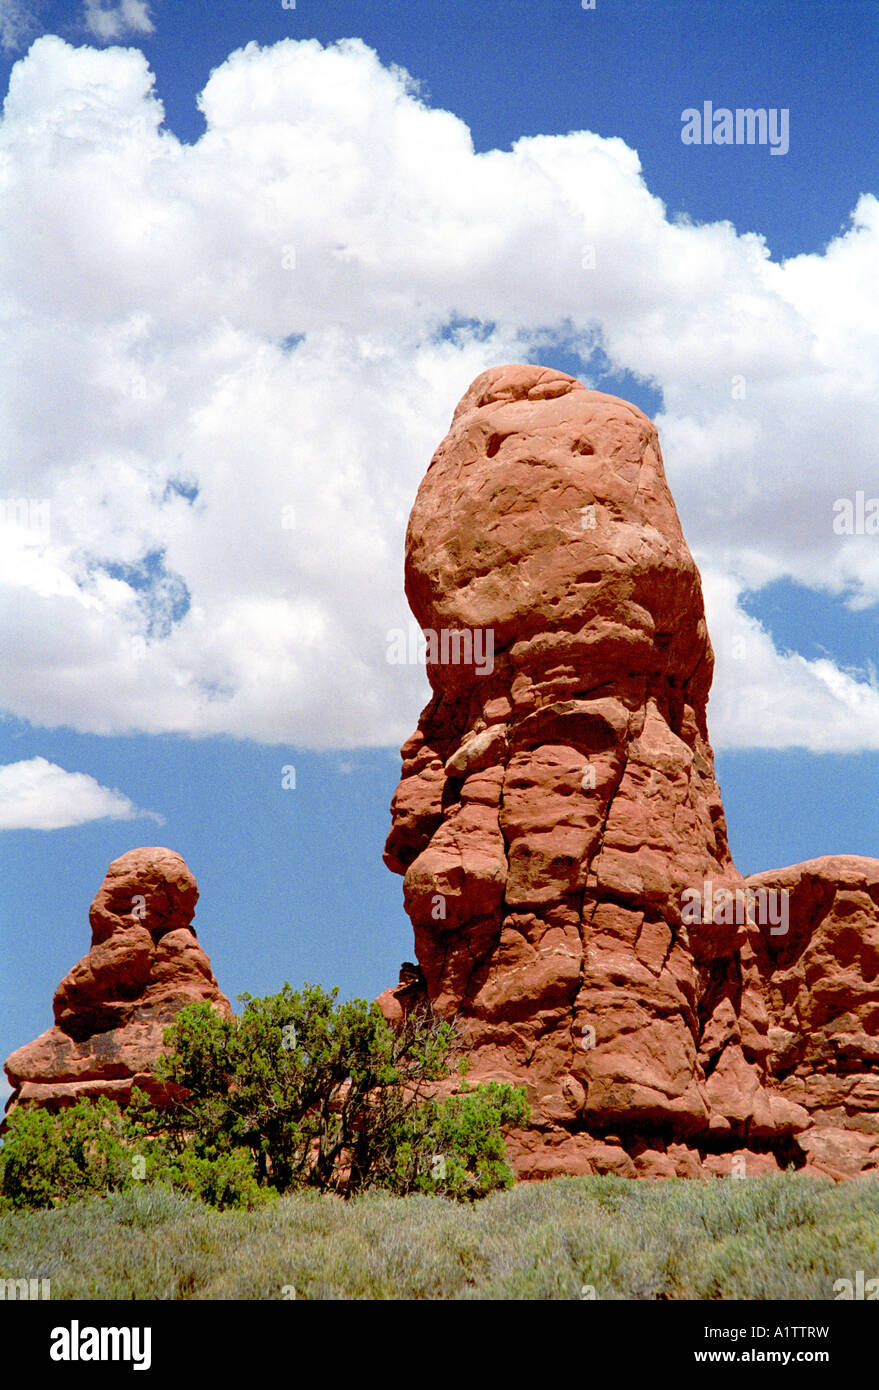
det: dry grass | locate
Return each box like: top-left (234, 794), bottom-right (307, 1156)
top-left (1, 1174), bottom-right (877, 1300)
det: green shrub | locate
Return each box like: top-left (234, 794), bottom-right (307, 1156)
top-left (145, 983), bottom-right (528, 1199)
top-left (0, 983), bottom-right (530, 1210)
top-left (0, 1095), bottom-right (148, 1209)
top-left (0, 1092), bottom-right (275, 1213)
top-left (387, 1081), bottom-right (530, 1198)
top-left (156, 1148), bottom-right (273, 1211)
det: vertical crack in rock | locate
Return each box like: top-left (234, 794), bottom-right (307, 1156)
top-left (569, 736), bottom-right (630, 1079)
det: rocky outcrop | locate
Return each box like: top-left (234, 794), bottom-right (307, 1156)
top-left (747, 857), bottom-right (879, 1178)
top-left (4, 848), bottom-right (231, 1113)
top-left (381, 363), bottom-right (879, 1180)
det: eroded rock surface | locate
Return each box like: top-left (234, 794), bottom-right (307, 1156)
top-left (4, 848), bottom-right (231, 1113)
top-left (747, 857), bottom-right (879, 1178)
top-left (381, 364), bottom-right (879, 1179)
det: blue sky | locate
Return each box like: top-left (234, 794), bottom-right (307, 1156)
top-left (1, 0), bottom-right (877, 1088)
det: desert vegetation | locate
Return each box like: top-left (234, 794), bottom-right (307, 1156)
top-left (0, 983), bottom-right (528, 1212)
top-left (2, 1174), bottom-right (877, 1300)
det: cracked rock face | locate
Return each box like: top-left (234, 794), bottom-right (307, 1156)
top-left (747, 857), bottom-right (879, 1179)
top-left (4, 848), bottom-right (231, 1114)
top-left (381, 364), bottom-right (879, 1180)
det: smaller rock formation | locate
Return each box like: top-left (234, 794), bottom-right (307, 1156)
top-left (748, 856), bottom-right (879, 1179)
top-left (4, 848), bottom-right (231, 1114)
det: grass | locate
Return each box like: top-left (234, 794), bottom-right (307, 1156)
top-left (1, 1175), bottom-right (877, 1300)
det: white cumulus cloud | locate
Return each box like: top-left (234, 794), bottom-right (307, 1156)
top-left (83, 0), bottom-right (153, 41)
top-left (0, 35), bottom-right (877, 751)
top-left (0, 757), bottom-right (162, 830)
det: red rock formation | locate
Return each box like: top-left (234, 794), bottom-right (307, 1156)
top-left (4, 848), bottom-right (231, 1113)
top-left (382, 364), bottom-right (879, 1180)
top-left (747, 857), bottom-right (879, 1178)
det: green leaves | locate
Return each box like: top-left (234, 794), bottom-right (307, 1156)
top-left (1, 982), bottom-right (530, 1209)
top-left (0, 1094), bottom-right (156, 1209)
top-left (385, 1081), bottom-right (531, 1200)
top-left (148, 982), bottom-right (527, 1200)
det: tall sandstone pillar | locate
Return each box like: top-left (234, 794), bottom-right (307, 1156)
top-left (381, 364), bottom-right (879, 1180)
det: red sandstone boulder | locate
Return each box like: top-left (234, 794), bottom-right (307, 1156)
top-left (746, 856), bottom-right (879, 1178)
top-left (4, 848), bottom-right (231, 1113)
top-left (381, 364), bottom-right (879, 1180)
